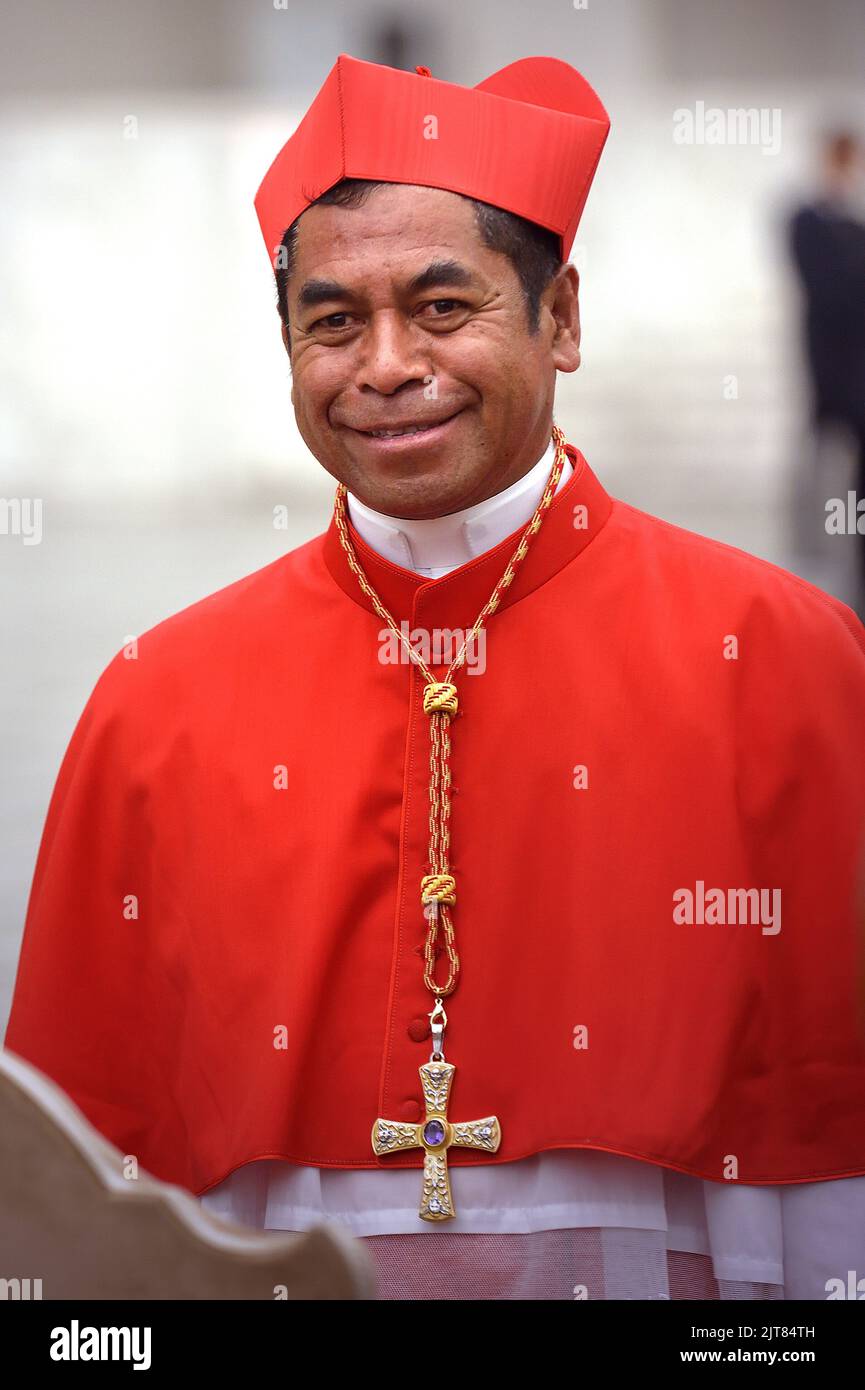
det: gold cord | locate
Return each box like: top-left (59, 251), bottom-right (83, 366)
top-left (333, 423), bottom-right (569, 999)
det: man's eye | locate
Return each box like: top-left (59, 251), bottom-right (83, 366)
top-left (423, 299), bottom-right (464, 315)
top-left (309, 301), bottom-right (465, 333)
top-left (312, 312), bottom-right (355, 331)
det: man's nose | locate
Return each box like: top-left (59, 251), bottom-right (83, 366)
top-left (354, 311), bottom-right (431, 395)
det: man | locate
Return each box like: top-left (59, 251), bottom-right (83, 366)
top-left (788, 128), bottom-right (865, 615)
top-left (5, 54), bottom-right (865, 1301)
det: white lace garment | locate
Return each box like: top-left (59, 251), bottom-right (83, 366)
top-left (199, 1148), bottom-right (865, 1300)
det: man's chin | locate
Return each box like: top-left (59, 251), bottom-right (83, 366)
top-left (351, 469), bottom-right (483, 519)
top-left (337, 449), bottom-right (477, 511)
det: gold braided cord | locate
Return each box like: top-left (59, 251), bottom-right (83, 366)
top-left (333, 423), bottom-right (570, 999)
top-left (422, 682), bottom-right (458, 716)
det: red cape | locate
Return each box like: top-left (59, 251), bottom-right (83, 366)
top-left (6, 445), bottom-right (865, 1194)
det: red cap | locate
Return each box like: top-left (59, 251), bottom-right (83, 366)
top-left (254, 53), bottom-right (610, 268)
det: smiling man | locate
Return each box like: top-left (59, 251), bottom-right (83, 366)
top-left (281, 181), bottom-right (579, 521)
top-left (5, 54), bottom-right (865, 1302)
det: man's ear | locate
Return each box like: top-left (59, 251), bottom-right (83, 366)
top-left (547, 263), bottom-right (581, 374)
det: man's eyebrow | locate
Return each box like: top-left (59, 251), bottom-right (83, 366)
top-left (296, 279), bottom-right (350, 311)
top-left (295, 260), bottom-right (478, 313)
top-left (406, 260), bottom-right (477, 294)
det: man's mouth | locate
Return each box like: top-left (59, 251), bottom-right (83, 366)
top-left (350, 410), bottom-right (463, 440)
top-left (366, 423), bottom-right (436, 438)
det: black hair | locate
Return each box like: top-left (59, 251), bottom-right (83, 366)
top-left (273, 178), bottom-right (562, 344)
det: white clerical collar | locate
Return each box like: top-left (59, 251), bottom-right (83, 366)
top-left (345, 436), bottom-right (572, 579)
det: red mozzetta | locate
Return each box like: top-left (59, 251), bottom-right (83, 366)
top-left (5, 445), bottom-right (865, 1194)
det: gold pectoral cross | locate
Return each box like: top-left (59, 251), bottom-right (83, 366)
top-left (371, 1058), bottom-right (501, 1221)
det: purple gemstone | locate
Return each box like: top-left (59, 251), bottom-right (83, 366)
top-left (423, 1119), bottom-right (446, 1146)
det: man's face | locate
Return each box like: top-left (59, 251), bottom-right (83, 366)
top-left (284, 184), bottom-right (580, 518)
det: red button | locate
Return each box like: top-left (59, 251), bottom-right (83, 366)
top-left (408, 1017), bottom-right (429, 1042)
top-left (398, 1099), bottom-right (421, 1122)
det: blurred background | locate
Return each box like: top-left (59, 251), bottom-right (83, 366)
top-left (2, 0), bottom-right (865, 1022)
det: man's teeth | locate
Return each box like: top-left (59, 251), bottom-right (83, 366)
top-left (368, 424), bottom-right (433, 438)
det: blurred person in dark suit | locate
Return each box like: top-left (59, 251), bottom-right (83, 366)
top-left (789, 129), bottom-right (865, 615)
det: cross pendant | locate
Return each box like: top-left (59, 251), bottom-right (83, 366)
top-left (371, 1060), bottom-right (501, 1221)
